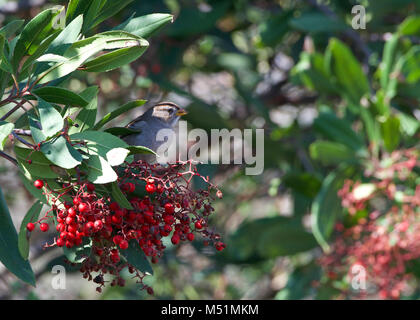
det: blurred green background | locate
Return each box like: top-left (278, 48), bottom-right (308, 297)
top-left (1, 0), bottom-right (420, 299)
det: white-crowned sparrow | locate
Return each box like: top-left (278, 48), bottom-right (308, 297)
top-left (123, 102), bottom-right (187, 163)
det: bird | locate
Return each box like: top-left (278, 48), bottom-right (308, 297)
top-left (123, 102), bottom-right (187, 163)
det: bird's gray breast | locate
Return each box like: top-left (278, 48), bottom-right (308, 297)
top-left (123, 119), bottom-right (177, 163)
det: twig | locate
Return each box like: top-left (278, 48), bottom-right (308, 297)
top-left (13, 129), bottom-right (31, 136)
top-left (12, 132), bottom-right (34, 148)
top-left (0, 100), bottom-right (25, 121)
top-left (0, 151), bottom-right (17, 166)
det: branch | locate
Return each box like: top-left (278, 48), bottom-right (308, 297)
top-left (0, 151), bottom-right (17, 166)
top-left (0, 100), bottom-right (26, 121)
top-left (13, 129), bottom-right (31, 136)
top-left (12, 132), bottom-right (35, 148)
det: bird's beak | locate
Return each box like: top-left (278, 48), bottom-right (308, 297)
top-left (176, 108), bottom-right (188, 116)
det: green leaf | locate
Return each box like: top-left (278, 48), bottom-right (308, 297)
top-left (309, 141), bottom-right (357, 165)
top-left (0, 187), bottom-right (36, 286)
top-left (93, 99), bottom-right (146, 130)
top-left (313, 111), bottom-right (365, 151)
top-left (380, 115), bottom-right (400, 152)
top-left (36, 31), bottom-right (144, 83)
top-left (0, 35), bottom-right (13, 73)
top-left (29, 97), bottom-right (64, 144)
top-left (292, 52), bottom-right (339, 95)
top-left (18, 201), bottom-right (43, 260)
top-left (70, 130), bottom-right (128, 159)
top-left (32, 87), bottom-right (88, 107)
top-left (40, 136), bottom-right (83, 169)
top-left (226, 217), bottom-right (317, 262)
top-left (127, 145), bottom-right (156, 156)
top-left (19, 31), bottom-right (60, 76)
top-left (115, 13), bottom-right (173, 38)
top-left (84, 154), bottom-right (118, 184)
top-left (81, 0), bottom-right (107, 33)
top-left (33, 15), bottom-right (83, 77)
top-left (104, 127), bottom-right (141, 137)
top-left (91, 0), bottom-right (134, 30)
top-left (12, 8), bottom-right (63, 70)
top-left (111, 182), bottom-right (133, 210)
top-left (70, 130), bottom-right (129, 165)
top-left (258, 11), bottom-right (293, 47)
top-left (70, 86), bottom-right (98, 133)
top-left (66, 0), bottom-right (90, 25)
top-left (398, 112), bottom-right (420, 136)
top-left (121, 239), bottom-right (153, 275)
top-left (289, 12), bottom-right (347, 33)
top-left (282, 172), bottom-right (322, 198)
top-left (167, 2), bottom-right (230, 38)
top-left (398, 15), bottom-right (420, 36)
top-left (82, 41), bottom-right (148, 72)
top-left (15, 146), bottom-right (60, 179)
top-left (63, 238), bottom-right (92, 263)
top-left (0, 20), bottom-right (24, 38)
top-left (0, 121), bottom-right (14, 150)
top-left (47, 15), bottom-right (83, 56)
top-left (311, 171), bottom-right (344, 252)
top-left (275, 263), bottom-right (321, 300)
top-left (380, 33), bottom-right (399, 92)
top-left (327, 38), bottom-right (369, 104)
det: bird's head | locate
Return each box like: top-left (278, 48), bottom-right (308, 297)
top-left (149, 102), bottom-right (187, 126)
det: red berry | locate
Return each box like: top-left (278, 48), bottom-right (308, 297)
top-left (26, 222), bottom-right (35, 232)
top-left (39, 223), bottom-right (49, 232)
top-left (93, 220), bottom-right (103, 231)
top-left (171, 233), bottom-right (180, 245)
top-left (187, 233), bottom-right (195, 241)
top-left (56, 223), bottom-right (65, 232)
top-left (68, 224), bottom-right (77, 234)
top-left (84, 221), bottom-right (95, 234)
top-left (145, 184), bottom-right (156, 194)
top-left (151, 63), bottom-right (161, 74)
top-left (164, 203), bottom-right (175, 214)
top-left (73, 197), bottom-right (81, 206)
top-left (65, 216), bottom-right (73, 225)
top-left (113, 235), bottom-right (123, 245)
top-left (110, 252), bottom-right (120, 263)
top-left (68, 207), bottom-right (76, 217)
top-left (78, 202), bottom-right (89, 213)
top-left (215, 242), bottom-right (225, 251)
top-left (56, 238), bottom-right (64, 247)
top-left (109, 202), bottom-right (120, 211)
top-left (122, 183), bottom-right (135, 193)
top-left (119, 240), bottom-right (129, 250)
top-left (86, 183), bottom-right (95, 192)
top-left (33, 180), bottom-right (44, 189)
top-left (147, 287), bottom-right (154, 295)
top-left (195, 221), bottom-right (203, 229)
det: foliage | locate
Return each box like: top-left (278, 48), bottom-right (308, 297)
top-left (1, 0), bottom-right (420, 300)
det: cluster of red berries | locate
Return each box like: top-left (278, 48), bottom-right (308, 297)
top-left (319, 149), bottom-right (420, 299)
top-left (27, 160), bottom-right (224, 293)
